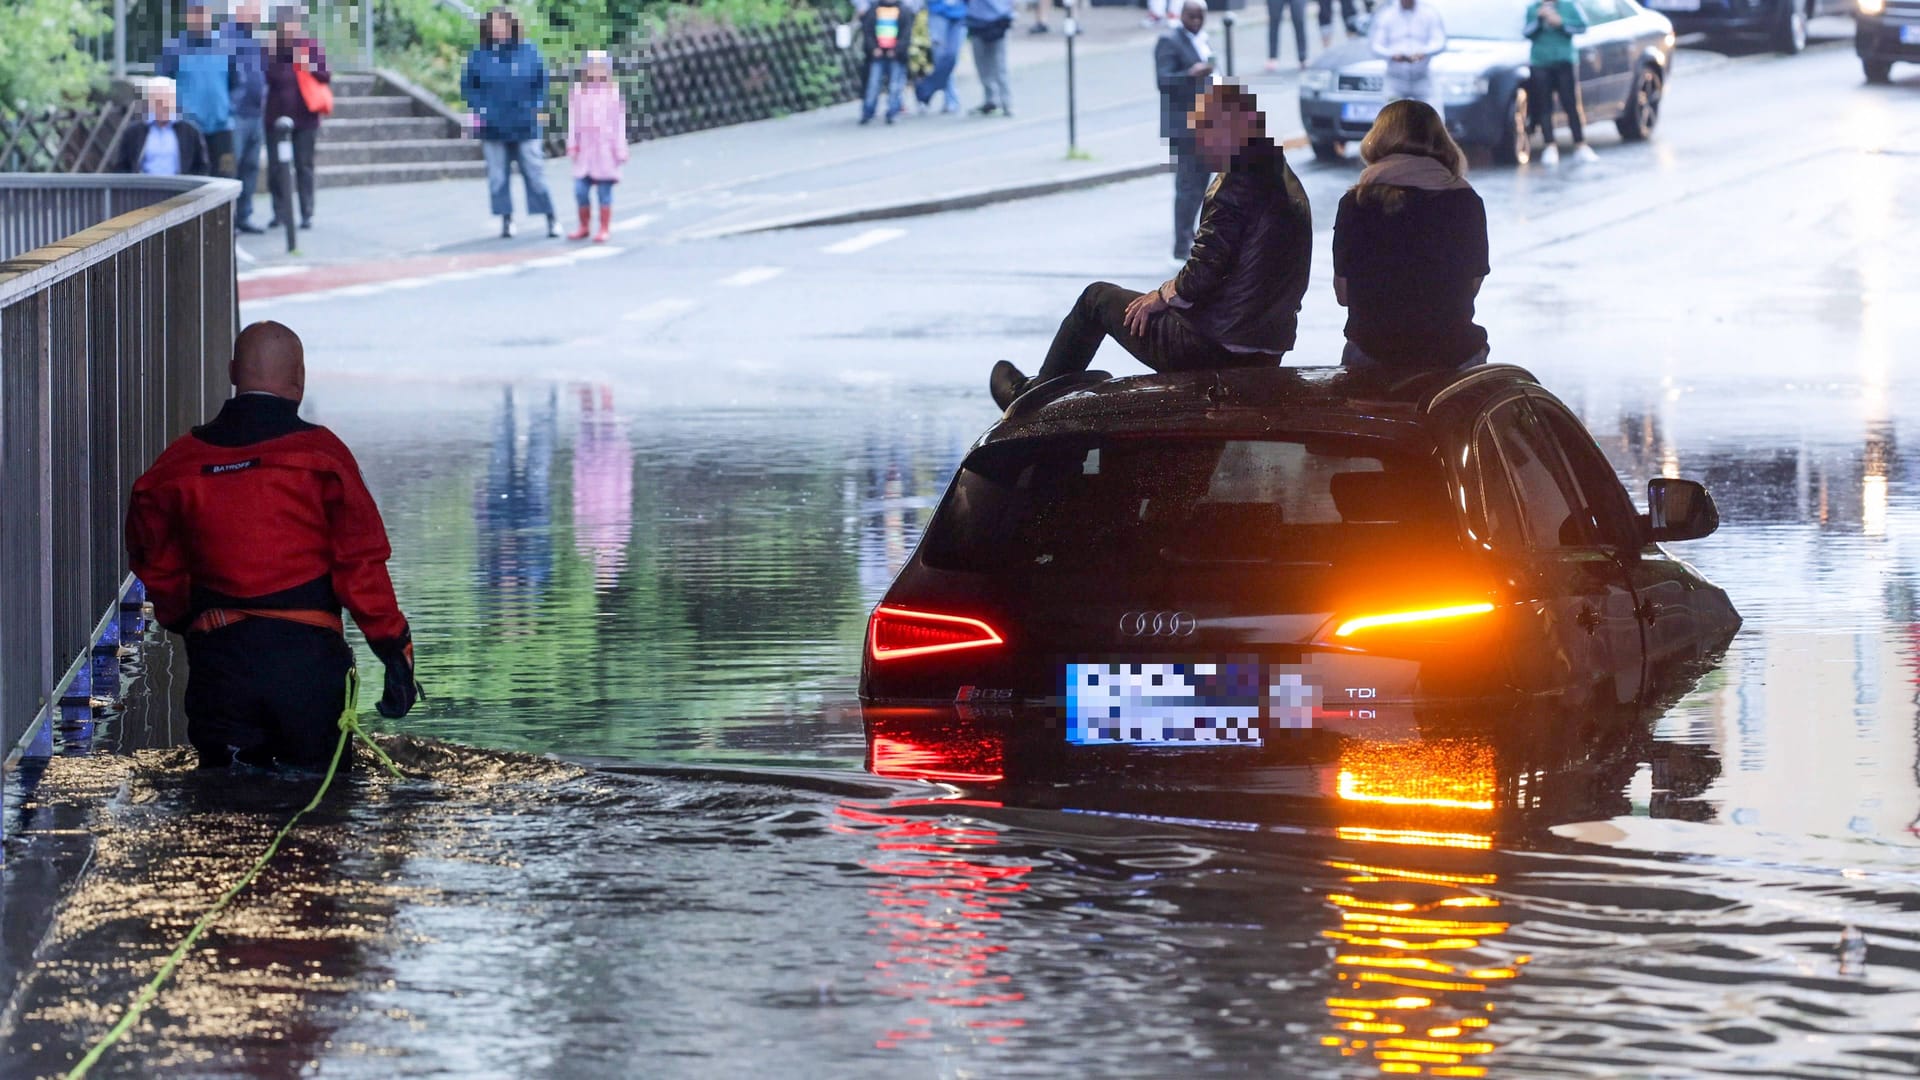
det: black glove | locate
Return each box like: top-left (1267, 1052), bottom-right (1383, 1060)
top-left (370, 629), bottom-right (422, 719)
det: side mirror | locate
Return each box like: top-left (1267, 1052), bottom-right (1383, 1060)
top-left (1645, 478), bottom-right (1718, 542)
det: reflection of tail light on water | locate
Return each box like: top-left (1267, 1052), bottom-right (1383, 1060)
top-left (868, 732), bottom-right (1005, 784)
top-left (1319, 737), bottom-right (1521, 1077)
top-left (835, 797), bottom-right (1031, 1052)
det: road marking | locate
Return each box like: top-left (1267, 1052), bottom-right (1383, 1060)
top-left (240, 245), bottom-right (629, 308)
top-left (718, 266), bottom-right (786, 287)
top-left (234, 244), bottom-right (258, 264)
top-left (236, 264), bottom-right (306, 281)
top-left (611, 213), bottom-right (656, 234)
top-left (622, 297), bottom-right (697, 323)
top-left (823, 227), bottom-right (905, 255)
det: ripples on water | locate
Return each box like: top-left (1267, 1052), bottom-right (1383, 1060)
top-left (5, 372), bottom-right (1918, 1077)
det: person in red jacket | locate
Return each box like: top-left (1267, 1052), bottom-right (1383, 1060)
top-left (126, 321), bottom-right (419, 770)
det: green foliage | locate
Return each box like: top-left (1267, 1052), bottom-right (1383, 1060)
top-left (0, 0), bottom-right (110, 110)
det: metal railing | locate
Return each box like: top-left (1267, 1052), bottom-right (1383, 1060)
top-left (0, 174), bottom-right (239, 801)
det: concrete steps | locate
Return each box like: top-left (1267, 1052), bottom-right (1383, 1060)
top-left (315, 160), bottom-right (490, 186)
top-left (313, 72), bottom-right (474, 189)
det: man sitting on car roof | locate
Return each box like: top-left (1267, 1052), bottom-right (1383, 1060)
top-left (991, 83), bottom-right (1312, 409)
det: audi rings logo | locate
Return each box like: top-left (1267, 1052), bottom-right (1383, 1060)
top-left (1119, 611), bottom-right (1198, 638)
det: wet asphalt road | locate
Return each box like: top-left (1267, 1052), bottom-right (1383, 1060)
top-left (5, 33), bottom-right (1920, 1080)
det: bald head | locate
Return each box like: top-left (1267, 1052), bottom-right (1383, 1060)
top-left (231, 321), bottom-right (306, 401)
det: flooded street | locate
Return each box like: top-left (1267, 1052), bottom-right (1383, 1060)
top-left (5, 39), bottom-right (1920, 1080)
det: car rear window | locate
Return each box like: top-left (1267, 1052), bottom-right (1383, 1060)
top-left (919, 434), bottom-right (1452, 573)
top-left (1433, 0), bottom-right (1533, 39)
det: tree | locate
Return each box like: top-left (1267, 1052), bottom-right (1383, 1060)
top-left (0, 0), bottom-right (109, 110)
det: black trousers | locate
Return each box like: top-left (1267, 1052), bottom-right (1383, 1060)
top-left (205, 129), bottom-right (236, 179)
top-left (1038, 282), bottom-right (1275, 381)
top-left (267, 125), bottom-right (318, 223)
top-left (184, 618), bottom-right (354, 770)
top-left (1529, 61), bottom-right (1584, 143)
top-left (1171, 140), bottom-right (1210, 260)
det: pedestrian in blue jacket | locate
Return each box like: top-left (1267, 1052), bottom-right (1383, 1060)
top-left (157, 1), bottom-right (237, 178)
top-left (462, 6), bottom-right (558, 238)
top-left (223, 0), bottom-right (270, 233)
top-left (915, 0), bottom-right (969, 113)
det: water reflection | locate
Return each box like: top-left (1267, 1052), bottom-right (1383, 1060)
top-left (572, 384), bottom-right (634, 591)
top-left (475, 385), bottom-right (557, 611)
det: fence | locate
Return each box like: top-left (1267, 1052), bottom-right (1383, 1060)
top-left (0, 101), bottom-right (139, 175)
top-left (0, 174), bottom-right (238, 793)
top-left (544, 13), bottom-right (865, 155)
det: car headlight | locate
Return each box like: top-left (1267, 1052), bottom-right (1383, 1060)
top-left (1300, 69), bottom-right (1333, 93)
top-left (1859, 0), bottom-right (1884, 15)
top-left (1441, 75), bottom-right (1490, 103)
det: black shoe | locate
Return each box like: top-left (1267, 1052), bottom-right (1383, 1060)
top-left (236, 222), bottom-right (265, 235)
top-left (266, 218), bottom-right (283, 228)
top-left (1028, 21), bottom-right (1050, 32)
top-left (990, 360), bottom-right (1030, 410)
top-left (972, 103), bottom-right (998, 116)
top-left (546, 213), bottom-right (559, 239)
top-left (299, 218), bottom-right (312, 230)
top-left (501, 215), bottom-right (514, 239)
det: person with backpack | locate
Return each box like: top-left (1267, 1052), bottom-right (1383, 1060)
top-left (861, 0), bottom-right (914, 124)
top-left (966, 0), bottom-right (1015, 116)
top-left (1523, 0), bottom-right (1595, 166)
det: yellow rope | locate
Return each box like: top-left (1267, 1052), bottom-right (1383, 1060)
top-left (65, 668), bottom-right (403, 1080)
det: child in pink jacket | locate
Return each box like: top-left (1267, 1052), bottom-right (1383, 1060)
top-left (566, 50), bottom-right (628, 242)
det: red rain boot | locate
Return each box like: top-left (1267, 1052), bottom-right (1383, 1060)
top-left (593, 206), bottom-right (613, 243)
top-left (567, 206), bottom-right (591, 241)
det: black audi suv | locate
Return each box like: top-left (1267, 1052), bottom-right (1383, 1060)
top-left (859, 365), bottom-right (1739, 752)
top-left (1856, 0), bottom-right (1920, 81)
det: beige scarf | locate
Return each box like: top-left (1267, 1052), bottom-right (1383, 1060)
top-left (1356, 152), bottom-right (1471, 192)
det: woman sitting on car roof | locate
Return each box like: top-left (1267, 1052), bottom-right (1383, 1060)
top-left (1333, 100), bottom-right (1490, 375)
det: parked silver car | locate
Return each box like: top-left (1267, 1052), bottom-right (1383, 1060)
top-left (1297, 0), bottom-right (1677, 165)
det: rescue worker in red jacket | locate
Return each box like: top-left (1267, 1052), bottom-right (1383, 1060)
top-left (126, 321), bottom-right (419, 769)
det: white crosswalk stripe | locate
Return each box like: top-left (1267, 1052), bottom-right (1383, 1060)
top-left (610, 213), bottom-right (657, 234)
top-left (822, 227), bottom-right (905, 255)
top-left (718, 266), bottom-right (786, 287)
top-left (622, 297), bottom-right (698, 323)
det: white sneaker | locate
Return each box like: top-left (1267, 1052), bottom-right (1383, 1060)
top-left (1572, 143), bottom-right (1599, 164)
top-left (1539, 143), bottom-right (1560, 167)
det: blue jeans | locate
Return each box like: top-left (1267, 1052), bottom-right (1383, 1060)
top-left (232, 116), bottom-right (265, 226)
top-left (915, 14), bottom-right (967, 108)
top-left (482, 138), bottom-right (555, 218)
top-left (862, 58), bottom-right (906, 120)
top-left (574, 178), bottom-right (614, 208)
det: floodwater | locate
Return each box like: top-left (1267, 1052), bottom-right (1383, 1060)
top-left (5, 364), bottom-right (1917, 1079)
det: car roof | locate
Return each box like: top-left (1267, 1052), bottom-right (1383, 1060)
top-left (979, 364), bottom-right (1542, 452)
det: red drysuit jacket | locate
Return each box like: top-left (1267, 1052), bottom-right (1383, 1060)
top-left (125, 393), bottom-right (408, 646)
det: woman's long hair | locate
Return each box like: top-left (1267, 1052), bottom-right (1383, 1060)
top-left (480, 5), bottom-right (523, 46)
top-left (1353, 99), bottom-right (1468, 212)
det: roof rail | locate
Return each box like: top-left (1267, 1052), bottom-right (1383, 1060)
top-left (1418, 364), bottom-right (1538, 414)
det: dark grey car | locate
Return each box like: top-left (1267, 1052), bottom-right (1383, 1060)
top-left (1297, 0), bottom-right (1677, 165)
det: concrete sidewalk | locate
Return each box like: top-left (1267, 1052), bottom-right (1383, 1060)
top-left (236, 2), bottom-right (1345, 278)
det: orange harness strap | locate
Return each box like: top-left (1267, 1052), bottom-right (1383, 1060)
top-left (187, 608), bottom-right (345, 636)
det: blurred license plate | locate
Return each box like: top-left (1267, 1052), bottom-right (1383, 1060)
top-left (1647, 0), bottom-right (1699, 10)
top-left (1065, 662), bottom-right (1264, 746)
top-left (1341, 102), bottom-right (1383, 123)
top-left (1903, 25), bottom-right (1920, 42)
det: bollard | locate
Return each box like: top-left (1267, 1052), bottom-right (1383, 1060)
top-left (1223, 11), bottom-right (1236, 78)
top-left (1064, 0), bottom-right (1080, 156)
top-left (273, 115), bottom-right (297, 253)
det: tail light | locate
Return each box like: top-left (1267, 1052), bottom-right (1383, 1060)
top-left (868, 605), bottom-right (1005, 662)
top-left (1332, 602), bottom-right (1495, 640)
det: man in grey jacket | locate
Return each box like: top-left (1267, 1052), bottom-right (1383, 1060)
top-left (1157, 0), bottom-right (1215, 261)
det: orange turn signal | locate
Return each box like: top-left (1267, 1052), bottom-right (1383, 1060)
top-left (1334, 603), bottom-right (1495, 639)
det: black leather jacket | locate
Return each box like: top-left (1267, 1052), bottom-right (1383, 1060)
top-left (1170, 139), bottom-right (1313, 357)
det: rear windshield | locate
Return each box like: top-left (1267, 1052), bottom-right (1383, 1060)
top-left (920, 435), bottom-right (1452, 573)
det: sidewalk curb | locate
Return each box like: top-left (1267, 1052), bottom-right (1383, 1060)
top-left (695, 135), bottom-right (1311, 239)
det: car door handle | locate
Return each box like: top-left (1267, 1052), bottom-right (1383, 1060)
top-left (1636, 601), bottom-right (1663, 624)
top-left (1576, 605), bottom-right (1603, 634)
